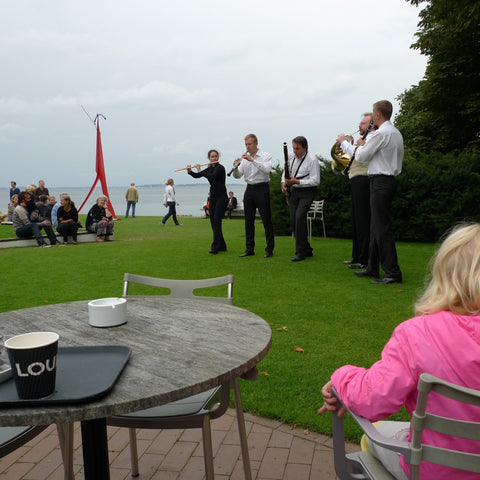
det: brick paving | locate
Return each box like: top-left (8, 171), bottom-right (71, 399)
top-left (0, 408), bottom-right (360, 479)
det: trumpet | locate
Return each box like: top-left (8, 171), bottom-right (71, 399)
top-left (227, 152), bottom-right (247, 176)
top-left (174, 161), bottom-right (219, 172)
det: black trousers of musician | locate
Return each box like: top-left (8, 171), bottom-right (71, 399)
top-left (350, 175), bottom-right (370, 266)
top-left (243, 183), bottom-right (275, 254)
top-left (208, 193), bottom-right (228, 252)
top-left (367, 175), bottom-right (402, 279)
top-left (289, 186), bottom-right (317, 257)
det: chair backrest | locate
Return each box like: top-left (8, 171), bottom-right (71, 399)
top-left (408, 373), bottom-right (480, 479)
top-left (122, 273), bottom-right (234, 305)
top-left (308, 200), bottom-right (324, 219)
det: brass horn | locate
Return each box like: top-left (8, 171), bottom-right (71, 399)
top-left (330, 130), bottom-right (359, 175)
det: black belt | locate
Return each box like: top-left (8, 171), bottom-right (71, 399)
top-left (247, 182), bottom-right (269, 187)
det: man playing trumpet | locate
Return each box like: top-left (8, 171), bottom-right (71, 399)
top-left (337, 113), bottom-right (373, 270)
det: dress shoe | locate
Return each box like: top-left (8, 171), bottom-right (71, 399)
top-left (264, 251), bottom-right (273, 258)
top-left (303, 252), bottom-right (313, 258)
top-left (239, 251), bottom-right (255, 257)
top-left (209, 249), bottom-right (218, 254)
top-left (371, 277), bottom-right (402, 285)
top-left (291, 254), bottom-right (305, 262)
top-left (348, 263), bottom-right (366, 269)
top-left (354, 270), bottom-right (379, 278)
top-left (343, 259), bottom-right (354, 265)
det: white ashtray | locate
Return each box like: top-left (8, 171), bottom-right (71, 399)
top-left (88, 298), bottom-right (127, 328)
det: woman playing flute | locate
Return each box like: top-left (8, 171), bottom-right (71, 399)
top-left (187, 150), bottom-right (228, 254)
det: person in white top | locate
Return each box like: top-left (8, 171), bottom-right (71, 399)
top-left (161, 178), bottom-right (181, 226)
top-left (281, 136), bottom-right (320, 261)
top-left (232, 134), bottom-right (275, 258)
top-left (354, 100), bottom-right (403, 284)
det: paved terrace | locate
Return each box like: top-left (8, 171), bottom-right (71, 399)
top-left (0, 408), bottom-right (360, 479)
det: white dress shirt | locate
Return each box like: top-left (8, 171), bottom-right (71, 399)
top-left (233, 150), bottom-right (272, 184)
top-left (281, 151), bottom-right (320, 188)
top-left (355, 121), bottom-right (404, 176)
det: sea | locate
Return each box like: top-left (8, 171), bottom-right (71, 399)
top-left (2, 183), bottom-right (246, 218)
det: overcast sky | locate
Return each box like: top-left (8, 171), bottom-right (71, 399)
top-left (1, 0), bottom-right (427, 188)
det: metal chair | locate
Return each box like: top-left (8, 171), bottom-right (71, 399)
top-left (307, 200), bottom-right (326, 240)
top-left (331, 373), bottom-right (480, 480)
top-left (0, 424), bottom-right (74, 480)
top-left (109, 273), bottom-right (253, 480)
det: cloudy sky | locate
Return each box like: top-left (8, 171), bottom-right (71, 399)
top-left (1, 0), bottom-right (427, 188)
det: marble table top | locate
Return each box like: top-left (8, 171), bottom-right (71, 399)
top-left (0, 296), bottom-right (272, 426)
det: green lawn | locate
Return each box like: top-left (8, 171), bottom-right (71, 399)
top-left (0, 216), bottom-right (436, 441)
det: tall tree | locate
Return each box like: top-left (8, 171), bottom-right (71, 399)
top-left (396, 0), bottom-right (480, 153)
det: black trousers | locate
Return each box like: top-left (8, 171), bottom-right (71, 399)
top-left (350, 176), bottom-right (370, 265)
top-left (368, 175), bottom-right (402, 278)
top-left (243, 183), bottom-right (275, 253)
top-left (209, 194), bottom-right (228, 251)
top-left (289, 187), bottom-right (316, 256)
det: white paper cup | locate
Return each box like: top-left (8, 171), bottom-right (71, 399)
top-left (5, 332), bottom-right (59, 399)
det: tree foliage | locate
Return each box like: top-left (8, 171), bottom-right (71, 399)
top-left (396, 0), bottom-right (480, 153)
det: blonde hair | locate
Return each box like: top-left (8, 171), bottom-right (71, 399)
top-left (415, 223), bottom-right (480, 315)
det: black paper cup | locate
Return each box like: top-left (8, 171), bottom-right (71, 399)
top-left (5, 332), bottom-right (59, 399)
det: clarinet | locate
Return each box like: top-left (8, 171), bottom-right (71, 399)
top-left (342, 119), bottom-right (375, 177)
top-left (227, 152), bottom-right (247, 177)
top-left (283, 142), bottom-right (291, 198)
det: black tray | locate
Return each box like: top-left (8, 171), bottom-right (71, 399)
top-left (0, 345), bottom-right (131, 406)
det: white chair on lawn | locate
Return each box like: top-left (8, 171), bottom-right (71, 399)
top-left (108, 273), bottom-right (253, 480)
top-left (331, 373), bottom-right (480, 480)
top-left (307, 199), bottom-right (326, 241)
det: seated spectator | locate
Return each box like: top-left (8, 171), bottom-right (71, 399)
top-left (203, 192), bottom-right (211, 218)
top-left (7, 194), bottom-right (18, 221)
top-left (45, 196), bottom-right (56, 221)
top-left (51, 193), bottom-right (68, 229)
top-left (35, 195), bottom-right (49, 218)
top-left (24, 185), bottom-right (37, 213)
top-left (57, 195), bottom-right (80, 245)
top-left (86, 195), bottom-right (114, 242)
top-left (226, 191), bottom-right (238, 219)
top-left (12, 191), bottom-right (59, 247)
top-left (319, 222), bottom-right (480, 480)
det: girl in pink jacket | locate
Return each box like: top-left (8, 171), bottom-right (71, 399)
top-left (319, 223), bottom-right (480, 480)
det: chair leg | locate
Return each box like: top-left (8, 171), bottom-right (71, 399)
top-left (307, 217), bottom-right (312, 242)
top-left (232, 378), bottom-right (253, 480)
top-left (128, 428), bottom-right (140, 477)
top-left (56, 423), bottom-right (75, 480)
top-left (201, 416), bottom-right (215, 480)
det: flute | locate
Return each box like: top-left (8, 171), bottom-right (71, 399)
top-left (227, 152), bottom-right (247, 177)
top-left (174, 161), bottom-right (219, 172)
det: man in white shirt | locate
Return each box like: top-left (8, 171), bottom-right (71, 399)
top-left (281, 136), bottom-right (320, 261)
top-left (232, 134), bottom-right (275, 258)
top-left (354, 100), bottom-right (403, 284)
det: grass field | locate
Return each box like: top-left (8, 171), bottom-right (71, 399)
top-left (0, 216), bottom-right (437, 441)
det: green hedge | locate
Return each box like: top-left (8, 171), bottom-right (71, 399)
top-left (269, 150), bottom-right (480, 242)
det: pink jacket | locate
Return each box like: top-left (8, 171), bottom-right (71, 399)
top-left (331, 311), bottom-right (480, 479)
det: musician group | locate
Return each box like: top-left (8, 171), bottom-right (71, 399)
top-left (184, 99), bottom-right (403, 279)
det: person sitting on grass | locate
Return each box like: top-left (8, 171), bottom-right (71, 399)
top-left (86, 195), bottom-right (114, 242)
top-left (319, 222), bottom-right (480, 480)
top-left (12, 191), bottom-right (59, 247)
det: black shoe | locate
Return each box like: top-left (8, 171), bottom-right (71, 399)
top-left (239, 251), bottom-right (255, 257)
top-left (264, 251), bottom-right (273, 258)
top-left (371, 277), bottom-right (402, 285)
top-left (343, 259), bottom-right (354, 264)
top-left (209, 249), bottom-right (218, 254)
top-left (348, 263), bottom-right (366, 269)
top-left (354, 270), bottom-right (379, 278)
top-left (304, 252), bottom-right (313, 258)
top-left (291, 254), bottom-right (305, 262)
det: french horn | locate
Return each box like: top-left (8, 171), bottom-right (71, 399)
top-left (330, 135), bottom-right (354, 174)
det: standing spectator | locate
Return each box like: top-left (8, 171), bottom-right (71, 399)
top-left (281, 136), bottom-right (320, 262)
top-left (10, 181), bottom-right (20, 199)
top-left (34, 180), bottom-right (49, 201)
top-left (226, 191), bottom-right (237, 219)
top-left (232, 134), bottom-right (275, 258)
top-left (125, 182), bottom-right (139, 218)
top-left (161, 179), bottom-right (181, 226)
top-left (12, 191), bottom-right (58, 247)
top-left (354, 100), bottom-right (403, 284)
